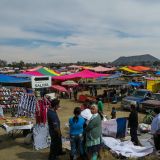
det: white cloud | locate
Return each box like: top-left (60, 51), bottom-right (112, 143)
top-left (0, 0), bottom-right (160, 62)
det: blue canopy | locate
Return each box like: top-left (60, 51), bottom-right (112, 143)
top-left (0, 74), bottom-right (31, 83)
top-left (128, 82), bottom-right (144, 87)
top-left (108, 72), bottom-right (123, 79)
top-left (156, 71), bottom-right (160, 75)
top-left (12, 73), bottom-right (32, 78)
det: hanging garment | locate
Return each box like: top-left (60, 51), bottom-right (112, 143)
top-left (35, 98), bottom-right (50, 124)
top-left (18, 93), bottom-right (36, 117)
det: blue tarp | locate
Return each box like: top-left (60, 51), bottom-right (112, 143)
top-left (12, 73), bottom-right (32, 78)
top-left (156, 71), bottom-right (160, 75)
top-left (128, 82), bottom-right (144, 87)
top-left (0, 74), bottom-right (31, 83)
top-left (108, 73), bottom-right (123, 79)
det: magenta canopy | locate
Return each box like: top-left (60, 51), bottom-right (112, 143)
top-left (23, 71), bottom-right (44, 76)
top-left (53, 69), bottom-right (110, 80)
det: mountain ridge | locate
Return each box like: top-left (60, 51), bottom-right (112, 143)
top-left (112, 54), bottom-right (159, 66)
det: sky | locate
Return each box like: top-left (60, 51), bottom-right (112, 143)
top-left (0, 0), bottom-right (160, 63)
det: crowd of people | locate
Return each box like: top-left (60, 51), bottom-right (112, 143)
top-left (46, 90), bottom-right (160, 160)
top-left (47, 98), bottom-right (102, 160)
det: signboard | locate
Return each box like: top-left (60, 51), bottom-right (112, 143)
top-left (31, 76), bottom-right (51, 88)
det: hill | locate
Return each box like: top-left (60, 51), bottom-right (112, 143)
top-left (112, 54), bottom-right (159, 66)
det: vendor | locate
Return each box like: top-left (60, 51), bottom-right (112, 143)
top-left (151, 108), bottom-right (160, 150)
top-left (128, 104), bottom-right (139, 145)
top-left (47, 99), bottom-right (66, 160)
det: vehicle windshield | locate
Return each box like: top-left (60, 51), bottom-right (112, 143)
top-left (152, 94), bottom-right (160, 100)
top-left (133, 90), bottom-right (147, 98)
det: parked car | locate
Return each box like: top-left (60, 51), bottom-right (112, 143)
top-left (121, 89), bottom-right (152, 110)
top-left (140, 93), bottom-right (160, 112)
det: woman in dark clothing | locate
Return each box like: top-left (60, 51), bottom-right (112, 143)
top-left (128, 104), bottom-right (139, 145)
top-left (47, 99), bottom-right (65, 160)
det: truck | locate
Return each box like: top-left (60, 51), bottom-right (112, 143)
top-left (140, 93), bottom-right (160, 112)
top-left (121, 89), bottom-right (152, 111)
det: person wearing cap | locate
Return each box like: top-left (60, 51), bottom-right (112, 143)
top-left (128, 104), bottom-right (139, 145)
top-left (86, 104), bottom-right (102, 160)
top-left (47, 99), bottom-right (65, 160)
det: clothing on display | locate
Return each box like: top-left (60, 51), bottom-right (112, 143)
top-left (18, 93), bottom-right (36, 117)
top-left (102, 117), bottom-right (128, 138)
top-left (33, 124), bottom-right (50, 150)
top-left (35, 98), bottom-right (50, 124)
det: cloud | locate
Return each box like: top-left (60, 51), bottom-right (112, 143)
top-left (0, 38), bottom-right (77, 48)
top-left (0, 0), bottom-right (160, 62)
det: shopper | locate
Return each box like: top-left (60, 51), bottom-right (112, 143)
top-left (69, 107), bottom-right (85, 160)
top-left (128, 104), bottom-right (139, 145)
top-left (111, 107), bottom-right (116, 119)
top-left (86, 104), bottom-right (102, 160)
top-left (97, 98), bottom-right (104, 120)
top-left (47, 99), bottom-right (65, 160)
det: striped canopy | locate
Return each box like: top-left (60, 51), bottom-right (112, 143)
top-left (37, 67), bottom-right (60, 76)
top-left (23, 67), bottom-right (60, 77)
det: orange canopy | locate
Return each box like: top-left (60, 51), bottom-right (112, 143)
top-left (128, 66), bottom-right (151, 72)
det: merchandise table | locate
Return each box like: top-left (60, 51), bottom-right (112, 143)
top-left (2, 123), bottom-right (33, 137)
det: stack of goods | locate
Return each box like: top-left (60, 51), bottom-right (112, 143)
top-left (5, 118), bottom-right (29, 126)
top-left (18, 93), bottom-right (36, 117)
top-left (139, 123), bottom-right (151, 133)
top-left (0, 87), bottom-right (26, 113)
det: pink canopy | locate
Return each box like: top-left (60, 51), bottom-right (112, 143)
top-left (90, 66), bottom-right (116, 72)
top-left (53, 69), bottom-right (110, 80)
top-left (23, 71), bottom-right (44, 76)
top-left (51, 85), bottom-right (67, 92)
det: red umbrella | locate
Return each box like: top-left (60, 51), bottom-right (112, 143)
top-left (52, 85), bottom-right (68, 92)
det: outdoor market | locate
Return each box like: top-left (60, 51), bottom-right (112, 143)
top-left (0, 65), bottom-right (160, 160)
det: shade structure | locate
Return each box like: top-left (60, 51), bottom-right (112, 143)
top-left (52, 85), bottom-right (67, 92)
top-left (68, 65), bottom-right (82, 69)
top-left (61, 80), bottom-right (78, 86)
top-left (26, 66), bottom-right (43, 72)
top-left (23, 67), bottom-right (60, 77)
top-left (107, 72), bottom-right (123, 79)
top-left (128, 82), bottom-right (144, 87)
top-left (128, 66), bottom-right (151, 72)
top-left (120, 66), bottom-right (140, 73)
top-left (0, 74), bottom-right (30, 83)
top-left (12, 73), bottom-right (33, 78)
top-left (107, 79), bottom-right (128, 86)
top-left (37, 67), bottom-right (60, 76)
top-left (22, 71), bottom-right (44, 76)
top-left (91, 66), bottom-right (116, 72)
top-left (53, 69), bottom-right (110, 80)
top-left (156, 71), bottom-right (160, 75)
top-left (80, 66), bottom-right (93, 70)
